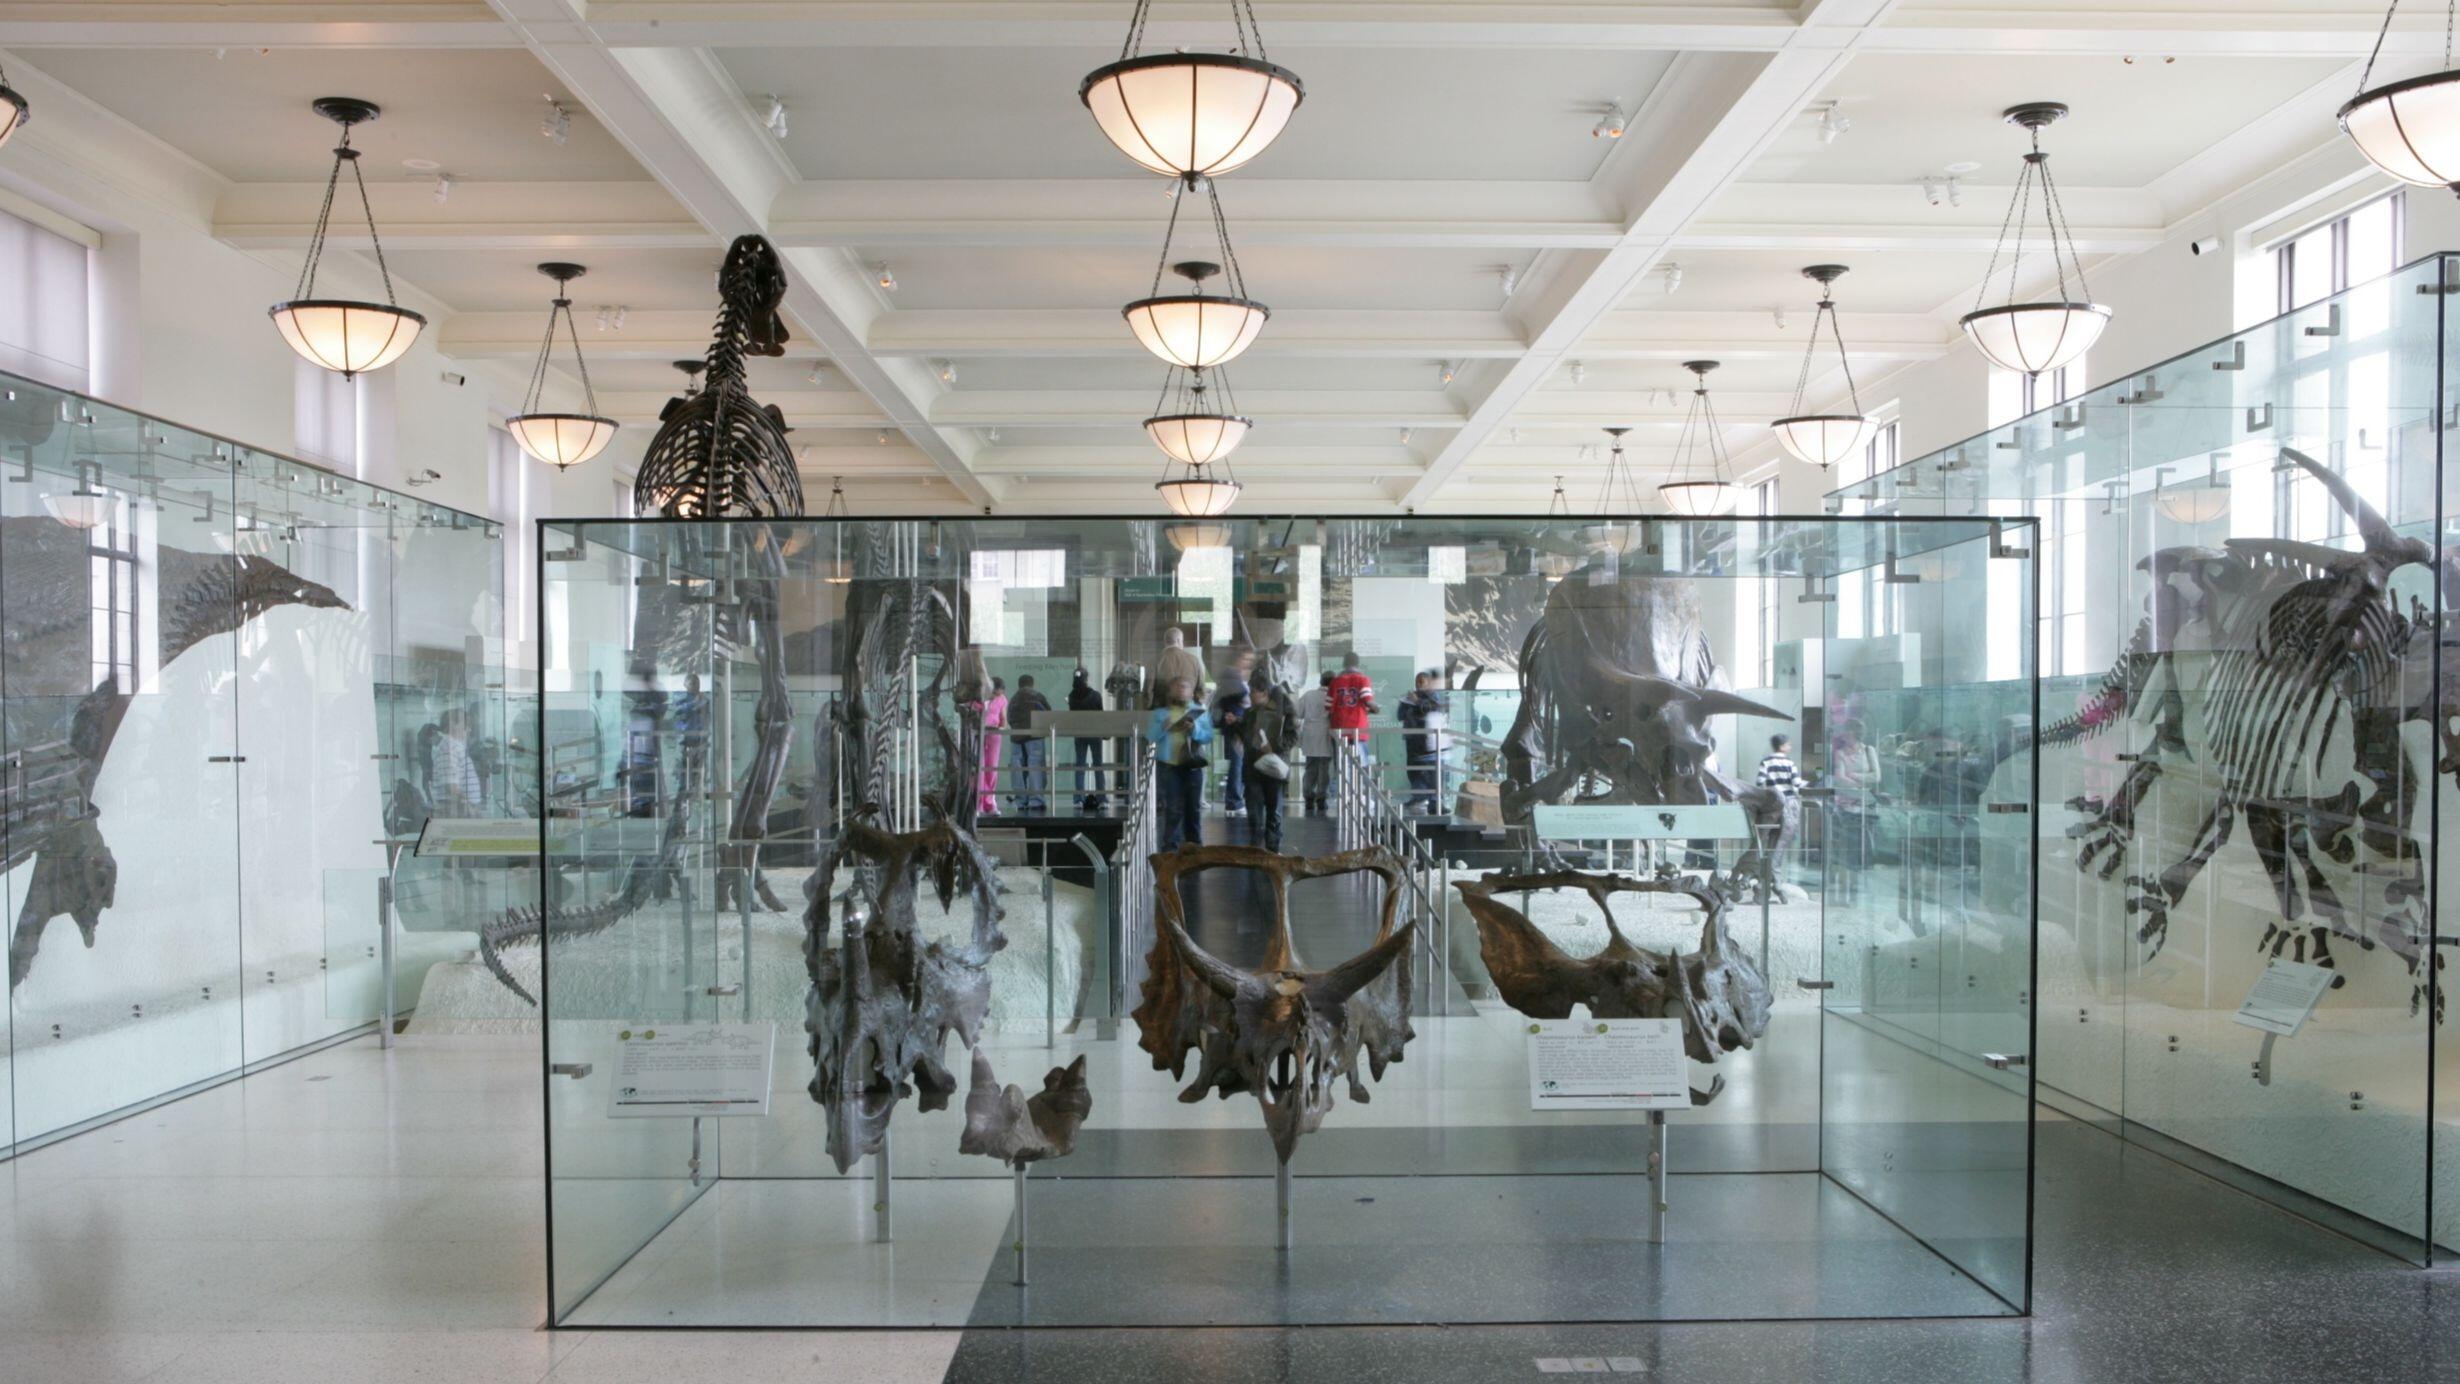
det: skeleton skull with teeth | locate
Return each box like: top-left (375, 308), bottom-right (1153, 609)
top-left (804, 813), bottom-right (1007, 1174)
top-left (1133, 846), bottom-right (1417, 1165)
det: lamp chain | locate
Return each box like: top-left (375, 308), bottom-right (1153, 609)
top-left (561, 294), bottom-right (600, 413)
top-left (348, 136), bottom-right (400, 306)
top-left (1206, 180), bottom-right (1250, 300)
top-left (295, 133), bottom-right (346, 300)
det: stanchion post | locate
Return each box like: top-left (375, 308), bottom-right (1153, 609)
top-left (873, 1129), bottom-right (894, 1242)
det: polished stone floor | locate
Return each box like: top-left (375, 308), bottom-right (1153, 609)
top-left (0, 1029), bottom-right (2454, 1381)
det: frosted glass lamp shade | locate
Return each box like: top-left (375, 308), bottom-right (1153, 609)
top-left (43, 490), bottom-right (113, 529)
top-left (1772, 413), bottom-right (1873, 470)
top-left (2340, 71), bottom-right (2460, 188)
top-left (508, 412), bottom-right (620, 470)
top-left (1958, 301), bottom-right (2108, 376)
top-left (270, 299), bottom-right (425, 378)
top-left (0, 85), bottom-right (27, 150)
top-left (1658, 480), bottom-right (1738, 517)
top-left (2154, 484), bottom-right (2230, 525)
top-left (1165, 521), bottom-right (1234, 551)
top-left (1145, 411), bottom-right (1251, 466)
top-left (1080, 54), bottom-right (1303, 178)
top-left (1123, 293), bottom-right (1267, 369)
top-left (1156, 470), bottom-right (1242, 517)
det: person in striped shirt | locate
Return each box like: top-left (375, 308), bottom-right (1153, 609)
top-left (1755, 734), bottom-right (1800, 798)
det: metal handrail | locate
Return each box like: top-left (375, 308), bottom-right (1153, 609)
top-left (1109, 741), bottom-right (1159, 1015)
top-left (1334, 737), bottom-right (1453, 1008)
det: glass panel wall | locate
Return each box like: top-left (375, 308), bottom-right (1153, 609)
top-left (535, 512), bottom-right (2037, 1327)
top-left (0, 367), bottom-right (503, 1156)
top-left (1830, 252), bottom-right (2453, 1262)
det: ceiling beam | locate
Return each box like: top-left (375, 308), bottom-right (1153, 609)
top-left (1402, 2), bottom-right (1901, 509)
top-left (484, 0), bottom-right (994, 507)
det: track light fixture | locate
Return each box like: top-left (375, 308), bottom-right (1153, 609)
top-left (1772, 264), bottom-right (1874, 470)
top-left (541, 95), bottom-right (571, 146)
top-left (268, 97), bottom-right (425, 379)
top-left (1593, 103), bottom-right (1628, 140)
top-left (1660, 261), bottom-right (1683, 295)
top-left (936, 359), bottom-right (957, 384)
top-left (1499, 264), bottom-right (1521, 300)
top-left (1081, 0), bottom-right (1302, 178)
top-left (806, 360), bottom-right (827, 386)
top-left (2341, 1), bottom-right (2460, 192)
top-left (1815, 100), bottom-right (1851, 144)
top-left (1440, 361), bottom-right (1458, 385)
top-left (505, 262), bottom-right (619, 470)
top-left (1961, 102), bottom-right (2110, 377)
top-left (874, 263), bottom-right (897, 292)
top-left (1568, 361), bottom-right (1587, 387)
top-left (431, 172), bottom-right (453, 204)
top-left (762, 94), bottom-right (789, 140)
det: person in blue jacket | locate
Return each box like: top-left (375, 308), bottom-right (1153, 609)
top-left (1146, 675), bottom-right (1214, 850)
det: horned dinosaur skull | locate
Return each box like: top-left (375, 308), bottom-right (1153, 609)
top-left (1453, 869), bottom-right (1770, 1099)
top-left (958, 1050), bottom-right (1092, 1169)
top-left (804, 813), bottom-right (1006, 1174)
top-left (1132, 845), bottom-right (1416, 1164)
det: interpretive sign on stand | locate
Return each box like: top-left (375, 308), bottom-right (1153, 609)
top-left (2232, 959), bottom-right (2337, 1038)
top-left (607, 1023), bottom-right (776, 1117)
top-left (1527, 1017), bottom-right (1690, 1111)
top-left (416, 816), bottom-right (577, 857)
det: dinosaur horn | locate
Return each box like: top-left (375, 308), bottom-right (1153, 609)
top-left (2281, 446), bottom-right (2420, 566)
top-left (1161, 913), bottom-right (1254, 1002)
top-left (1687, 687), bottom-right (1793, 722)
top-left (1309, 922), bottom-right (1417, 1008)
top-left (1583, 659), bottom-right (1699, 703)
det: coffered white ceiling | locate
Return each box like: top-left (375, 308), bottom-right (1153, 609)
top-left (0, 0), bottom-right (2433, 513)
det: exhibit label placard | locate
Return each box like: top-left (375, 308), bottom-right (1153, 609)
top-left (2232, 958), bottom-right (2337, 1038)
top-left (1532, 802), bottom-right (1751, 841)
top-left (417, 816), bottom-right (577, 857)
top-left (1526, 1017), bottom-right (1690, 1111)
top-left (606, 1024), bottom-right (776, 1117)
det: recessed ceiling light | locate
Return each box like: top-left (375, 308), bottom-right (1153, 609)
top-left (402, 157), bottom-right (441, 172)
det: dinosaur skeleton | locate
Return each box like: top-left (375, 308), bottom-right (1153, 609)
top-left (4, 527), bottom-right (348, 987)
top-left (1453, 870), bottom-right (1769, 1104)
top-left (480, 237), bottom-right (808, 1000)
top-left (1131, 845), bottom-right (1416, 1164)
top-left (1502, 562), bottom-right (1790, 828)
top-left (2030, 448), bottom-right (2452, 1020)
top-left (803, 814), bottom-right (1005, 1173)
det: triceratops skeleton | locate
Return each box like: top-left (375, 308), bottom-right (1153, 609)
top-left (1502, 563), bottom-right (1791, 825)
top-left (1453, 870), bottom-right (1770, 1104)
top-left (1132, 845), bottom-right (1416, 1164)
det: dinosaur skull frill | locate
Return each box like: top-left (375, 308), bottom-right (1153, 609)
top-left (1131, 846), bottom-right (1416, 1164)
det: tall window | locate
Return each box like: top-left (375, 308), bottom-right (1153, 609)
top-left (295, 359), bottom-right (360, 471)
top-left (2020, 362), bottom-right (2084, 416)
top-left (0, 206), bottom-right (93, 392)
top-left (2278, 191), bottom-right (2402, 315)
top-left (2041, 502), bottom-right (2089, 677)
top-left (89, 491), bottom-right (138, 689)
top-left (1749, 477), bottom-right (1778, 686)
top-left (490, 427), bottom-right (537, 648)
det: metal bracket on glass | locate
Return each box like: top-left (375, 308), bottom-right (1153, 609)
top-left (2054, 404), bottom-right (2086, 432)
top-left (1988, 519), bottom-right (2031, 559)
top-left (206, 755), bottom-right (246, 764)
top-left (550, 1063), bottom-right (593, 1079)
top-left (703, 984), bottom-right (742, 997)
top-left (8, 450), bottom-right (27, 482)
top-left (2212, 341), bottom-right (2247, 371)
top-left (1882, 549), bottom-right (1920, 585)
top-left (543, 536), bottom-right (587, 562)
top-left (2302, 303), bottom-right (2343, 338)
top-left (1795, 979), bottom-right (1836, 991)
top-left (1987, 802), bottom-right (2030, 814)
top-left (1797, 786), bottom-right (1835, 800)
top-left (2116, 373), bottom-right (2164, 406)
top-left (2246, 402), bottom-right (2273, 434)
top-left (1981, 1053), bottom-right (2028, 1070)
top-left (1796, 573), bottom-right (1834, 605)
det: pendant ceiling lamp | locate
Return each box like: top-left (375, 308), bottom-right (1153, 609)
top-left (2342, 3), bottom-right (2460, 191)
top-left (506, 262), bottom-right (620, 471)
top-left (1124, 181), bottom-right (1268, 368)
top-left (1660, 360), bottom-right (1739, 517)
top-left (1155, 452), bottom-right (1243, 519)
top-left (1165, 521), bottom-right (1235, 551)
top-left (269, 98), bottom-right (426, 379)
top-left (821, 475), bottom-right (855, 584)
top-left (1960, 103), bottom-right (2109, 378)
top-left (0, 57), bottom-right (29, 151)
top-left (1144, 365), bottom-right (1251, 466)
top-left (1772, 264), bottom-right (1873, 469)
top-left (1081, 0), bottom-right (1302, 179)
top-left (43, 462), bottom-right (113, 530)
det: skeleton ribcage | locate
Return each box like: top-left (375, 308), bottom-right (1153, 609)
top-left (2194, 596), bottom-right (2402, 804)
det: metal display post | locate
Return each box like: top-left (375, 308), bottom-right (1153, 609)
top-left (1275, 1160), bottom-right (1294, 1252)
top-left (873, 1128), bottom-right (894, 1241)
top-left (1012, 1165), bottom-right (1029, 1285)
top-left (374, 835), bottom-right (419, 1049)
top-left (1647, 1109), bottom-right (1669, 1243)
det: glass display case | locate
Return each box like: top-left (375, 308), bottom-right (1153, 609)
top-left (534, 511), bottom-right (2038, 1326)
top-left (0, 367), bottom-right (505, 1158)
top-left (1830, 251), bottom-right (2459, 1263)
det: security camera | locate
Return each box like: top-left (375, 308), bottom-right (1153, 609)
top-left (2189, 236), bottom-right (2224, 257)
